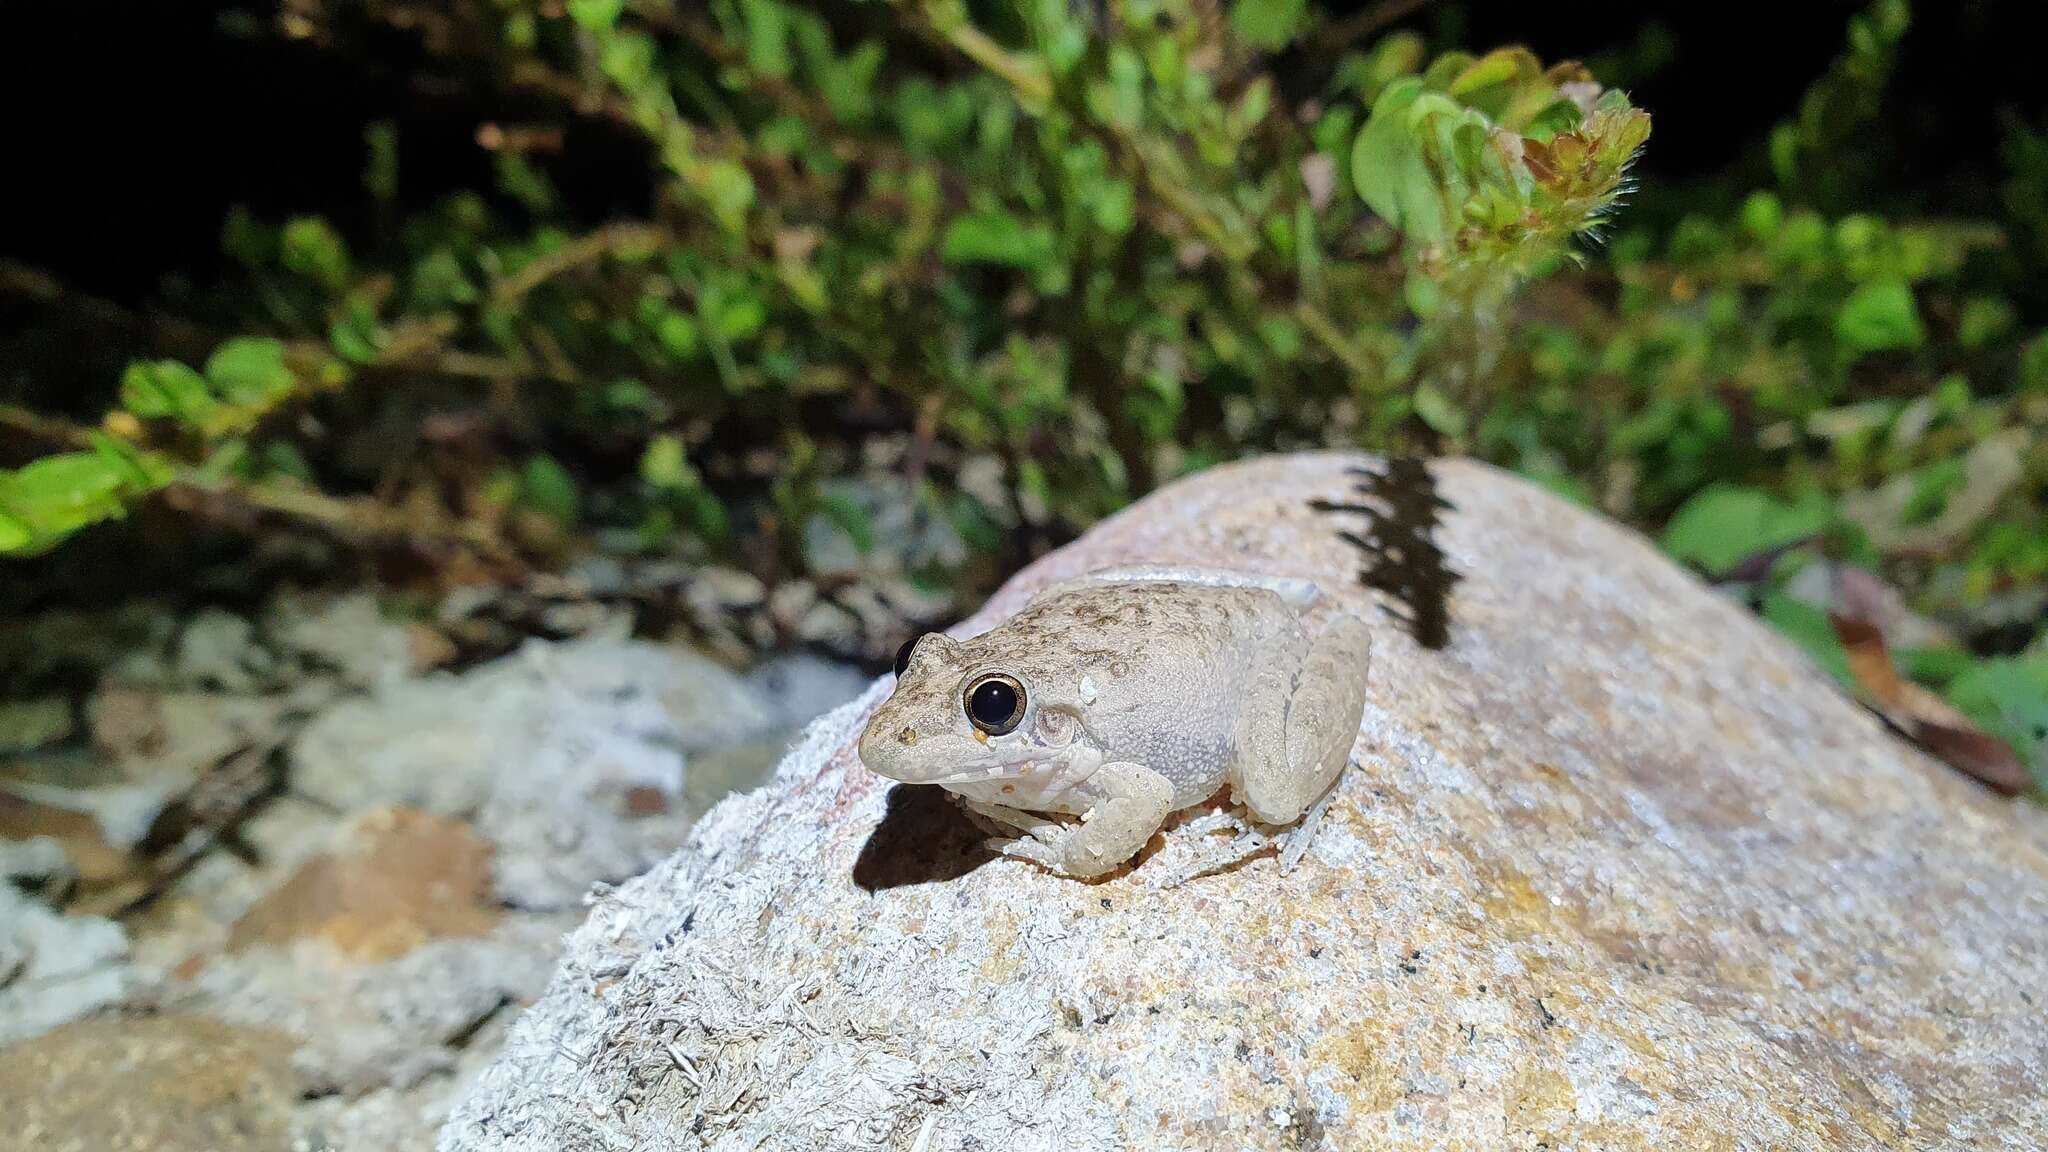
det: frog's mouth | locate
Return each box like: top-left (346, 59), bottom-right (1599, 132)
top-left (907, 732), bottom-right (1082, 786)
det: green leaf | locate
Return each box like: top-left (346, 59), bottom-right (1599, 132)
top-left (1835, 278), bottom-right (1924, 356)
top-left (566, 0), bottom-right (625, 31)
top-left (1350, 78), bottom-right (1446, 244)
top-left (1739, 190), bottom-right (1782, 239)
top-left (941, 211), bottom-right (1057, 270)
top-left (93, 434), bottom-right (174, 490)
top-left (654, 309), bottom-right (701, 360)
top-left (329, 298), bottom-right (385, 365)
top-left (411, 250), bottom-right (476, 309)
top-left (641, 434), bottom-right (694, 491)
top-left (280, 217), bottom-right (351, 293)
top-left (120, 359), bottom-right (215, 420)
top-left (699, 160), bottom-right (757, 234)
top-left (259, 441), bottom-right (315, 484)
top-left (0, 452), bottom-right (141, 544)
top-left (363, 121), bottom-right (398, 205)
top-left (1092, 179), bottom-right (1135, 235)
top-left (1229, 0), bottom-right (1306, 52)
top-left (1412, 383), bottom-right (1467, 437)
top-left (599, 33), bottom-right (656, 90)
top-left (2018, 333), bottom-right (2048, 393)
top-left (819, 491), bottom-right (876, 553)
top-left (1661, 484), bottom-right (1831, 575)
top-left (1898, 645), bottom-right (1976, 688)
top-left (1947, 657), bottom-right (2048, 786)
top-left (739, 0), bottom-right (792, 78)
top-left (522, 455), bottom-right (580, 525)
top-left (1957, 295), bottom-right (2016, 349)
top-left (205, 338), bottom-right (296, 407)
top-left (1760, 592), bottom-right (1852, 687)
top-left (0, 512), bottom-right (30, 553)
top-left (713, 296), bottom-right (768, 343)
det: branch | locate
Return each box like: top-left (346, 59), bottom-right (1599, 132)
top-left (490, 223), bottom-right (669, 304)
top-left (1315, 0), bottom-right (1436, 60)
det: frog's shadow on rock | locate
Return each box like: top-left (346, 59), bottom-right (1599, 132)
top-left (853, 783), bottom-right (999, 890)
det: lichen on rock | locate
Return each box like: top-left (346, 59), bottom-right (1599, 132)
top-left (441, 454), bottom-right (2048, 1152)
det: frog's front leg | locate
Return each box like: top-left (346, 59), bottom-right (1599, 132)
top-left (982, 761), bottom-right (1174, 879)
top-left (1234, 612), bottom-right (1372, 825)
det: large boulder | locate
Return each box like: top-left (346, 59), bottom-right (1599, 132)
top-left (441, 454), bottom-right (2048, 1151)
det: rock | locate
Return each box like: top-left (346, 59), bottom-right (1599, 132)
top-left (0, 794), bottom-right (131, 891)
top-left (172, 608), bottom-right (275, 693)
top-left (0, 883), bottom-right (133, 1045)
top-left (291, 633), bottom-right (780, 910)
top-left (226, 807), bottom-right (498, 962)
top-left (690, 566), bottom-right (767, 612)
top-left (0, 835), bottom-right (73, 895)
top-left (86, 687), bottom-right (165, 759)
top-left (794, 599), bottom-right (862, 648)
top-left (0, 935), bottom-right (20, 988)
top-left (0, 603), bottom-right (167, 689)
top-left (122, 795), bottom-right (336, 974)
top-left (293, 1010), bottom-right (513, 1152)
top-left (190, 916), bottom-right (566, 1096)
top-left (0, 1015), bottom-right (300, 1152)
top-left (744, 654), bottom-right (872, 731)
top-left (441, 454), bottom-right (2048, 1152)
top-left (268, 589), bottom-right (416, 689)
top-left (678, 736), bottom-right (795, 824)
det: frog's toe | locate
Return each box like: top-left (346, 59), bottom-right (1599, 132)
top-left (989, 835), bottom-right (1062, 870)
top-left (960, 799), bottom-right (1062, 838)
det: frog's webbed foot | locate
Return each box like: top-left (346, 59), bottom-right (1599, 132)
top-left (1275, 773), bottom-right (1340, 872)
top-left (1147, 773), bottom-right (1344, 889)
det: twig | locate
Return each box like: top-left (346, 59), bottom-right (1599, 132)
top-left (164, 478), bottom-right (518, 566)
top-left (0, 404), bottom-right (96, 450)
top-left (0, 259), bottom-right (213, 353)
top-left (1316, 0), bottom-right (1436, 59)
top-left (491, 223), bottom-right (669, 304)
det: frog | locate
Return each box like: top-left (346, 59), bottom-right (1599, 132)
top-left (857, 565), bottom-right (1372, 879)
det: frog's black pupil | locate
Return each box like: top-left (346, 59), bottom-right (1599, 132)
top-left (893, 638), bottom-right (919, 678)
top-left (969, 680), bottom-right (1018, 726)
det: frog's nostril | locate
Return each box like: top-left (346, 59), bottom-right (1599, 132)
top-left (897, 726), bottom-right (917, 746)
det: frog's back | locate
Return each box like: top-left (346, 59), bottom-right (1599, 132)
top-left (1003, 581), bottom-right (1297, 805)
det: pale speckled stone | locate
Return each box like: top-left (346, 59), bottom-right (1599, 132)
top-left (441, 454), bottom-right (2048, 1152)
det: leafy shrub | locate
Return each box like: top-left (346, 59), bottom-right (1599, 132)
top-left (0, 0), bottom-right (2042, 778)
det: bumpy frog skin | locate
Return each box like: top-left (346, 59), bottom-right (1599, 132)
top-left (858, 566), bottom-right (1372, 878)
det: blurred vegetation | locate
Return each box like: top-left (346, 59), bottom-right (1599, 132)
top-left (0, 0), bottom-right (2043, 784)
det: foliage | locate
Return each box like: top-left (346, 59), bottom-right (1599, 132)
top-left (1, 0), bottom-right (2043, 779)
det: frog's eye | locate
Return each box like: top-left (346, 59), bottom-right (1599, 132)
top-left (893, 636), bottom-right (924, 678)
top-left (964, 673), bottom-right (1026, 736)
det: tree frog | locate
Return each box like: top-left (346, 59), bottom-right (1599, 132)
top-left (858, 566), bottom-right (1372, 878)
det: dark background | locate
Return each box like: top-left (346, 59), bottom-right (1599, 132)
top-left (2, 1), bottom-right (2036, 305)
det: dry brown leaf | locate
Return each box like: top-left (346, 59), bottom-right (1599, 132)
top-left (1829, 571), bottom-right (2030, 795)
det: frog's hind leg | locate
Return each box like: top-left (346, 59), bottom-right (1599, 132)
top-left (1234, 612), bottom-right (1372, 827)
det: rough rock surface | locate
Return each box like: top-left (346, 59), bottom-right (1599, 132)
top-left (0, 883), bottom-right (131, 1046)
top-left (291, 631), bottom-right (774, 910)
top-left (2, 579), bottom-right (866, 1151)
top-left (0, 1014), bottom-right (300, 1152)
top-left (443, 453), bottom-right (2048, 1152)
